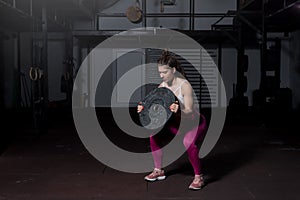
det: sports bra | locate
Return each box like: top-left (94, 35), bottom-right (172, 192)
top-left (162, 80), bottom-right (187, 104)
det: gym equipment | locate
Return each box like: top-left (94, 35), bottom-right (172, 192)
top-left (139, 87), bottom-right (177, 130)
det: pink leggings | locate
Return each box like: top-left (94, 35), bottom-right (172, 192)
top-left (150, 114), bottom-right (207, 175)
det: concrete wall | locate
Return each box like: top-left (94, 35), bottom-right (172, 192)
top-left (1, 34), bottom-right (18, 108)
top-left (290, 31), bottom-right (300, 109)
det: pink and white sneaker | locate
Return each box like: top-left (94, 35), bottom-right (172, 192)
top-left (189, 174), bottom-right (205, 190)
top-left (144, 168), bottom-right (166, 182)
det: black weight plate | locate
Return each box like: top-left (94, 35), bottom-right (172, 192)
top-left (139, 87), bottom-right (176, 130)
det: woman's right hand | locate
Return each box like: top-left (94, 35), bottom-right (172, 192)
top-left (137, 104), bottom-right (144, 113)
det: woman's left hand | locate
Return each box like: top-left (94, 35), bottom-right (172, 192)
top-left (169, 101), bottom-right (179, 113)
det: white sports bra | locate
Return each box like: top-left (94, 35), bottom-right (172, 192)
top-left (162, 80), bottom-right (187, 104)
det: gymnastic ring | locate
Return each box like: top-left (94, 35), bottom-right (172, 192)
top-left (29, 67), bottom-right (38, 81)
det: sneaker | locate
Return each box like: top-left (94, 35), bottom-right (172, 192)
top-left (189, 175), bottom-right (205, 190)
top-left (144, 168), bottom-right (166, 182)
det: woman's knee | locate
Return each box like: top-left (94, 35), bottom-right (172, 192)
top-left (183, 136), bottom-right (194, 149)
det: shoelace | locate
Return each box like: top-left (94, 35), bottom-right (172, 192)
top-left (193, 176), bottom-right (204, 184)
top-left (151, 169), bottom-right (162, 175)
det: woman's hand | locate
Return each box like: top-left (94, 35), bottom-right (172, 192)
top-left (137, 102), bottom-right (144, 113)
top-left (169, 101), bottom-right (179, 113)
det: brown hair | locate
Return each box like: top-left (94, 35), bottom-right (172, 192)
top-left (157, 50), bottom-right (186, 77)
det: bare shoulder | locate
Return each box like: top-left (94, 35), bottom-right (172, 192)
top-left (181, 79), bottom-right (193, 93)
top-left (181, 79), bottom-right (192, 88)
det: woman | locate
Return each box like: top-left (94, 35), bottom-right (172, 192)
top-left (137, 51), bottom-right (207, 190)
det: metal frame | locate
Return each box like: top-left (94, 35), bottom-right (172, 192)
top-left (96, 0), bottom-right (235, 32)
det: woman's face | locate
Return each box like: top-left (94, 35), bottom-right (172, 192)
top-left (158, 64), bottom-right (176, 83)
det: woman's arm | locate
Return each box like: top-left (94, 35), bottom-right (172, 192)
top-left (169, 81), bottom-right (194, 117)
top-left (181, 81), bottom-right (194, 114)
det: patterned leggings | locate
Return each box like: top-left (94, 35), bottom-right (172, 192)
top-left (149, 114), bottom-right (207, 175)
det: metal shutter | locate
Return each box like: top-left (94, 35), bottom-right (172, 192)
top-left (145, 48), bottom-right (219, 108)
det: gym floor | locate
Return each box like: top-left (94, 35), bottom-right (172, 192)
top-left (0, 108), bottom-right (299, 200)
